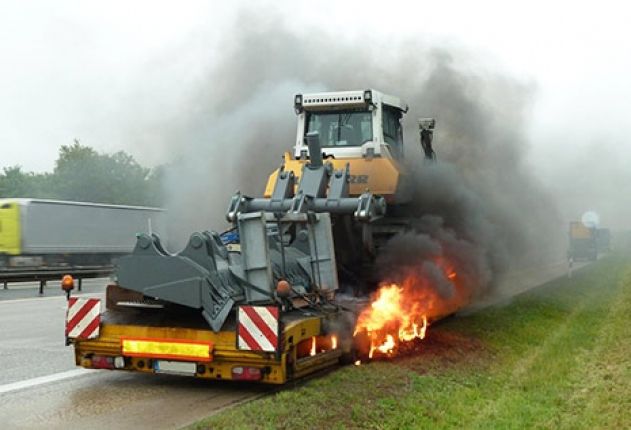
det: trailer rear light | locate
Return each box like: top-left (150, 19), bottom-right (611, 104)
top-left (113, 356), bottom-right (126, 369)
top-left (121, 337), bottom-right (213, 362)
top-left (91, 355), bottom-right (115, 369)
top-left (231, 366), bottom-right (262, 381)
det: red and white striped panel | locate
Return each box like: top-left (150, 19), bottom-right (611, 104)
top-left (66, 298), bottom-right (101, 339)
top-left (237, 306), bottom-right (280, 353)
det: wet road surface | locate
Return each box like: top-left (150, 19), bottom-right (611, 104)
top-left (0, 279), bottom-right (270, 429)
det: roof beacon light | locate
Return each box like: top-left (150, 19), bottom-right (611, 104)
top-left (61, 275), bottom-right (74, 299)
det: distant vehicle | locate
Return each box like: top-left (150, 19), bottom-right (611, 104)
top-left (596, 228), bottom-right (611, 252)
top-left (0, 199), bottom-right (166, 268)
top-left (568, 221), bottom-right (598, 261)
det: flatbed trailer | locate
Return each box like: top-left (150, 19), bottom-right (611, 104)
top-left (70, 289), bottom-right (350, 384)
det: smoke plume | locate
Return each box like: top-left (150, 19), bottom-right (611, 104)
top-left (156, 11), bottom-right (564, 302)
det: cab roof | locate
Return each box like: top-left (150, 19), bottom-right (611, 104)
top-left (297, 89), bottom-right (408, 112)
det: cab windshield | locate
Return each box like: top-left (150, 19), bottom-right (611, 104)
top-left (305, 111), bottom-right (373, 147)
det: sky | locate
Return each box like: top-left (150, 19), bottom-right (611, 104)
top-left (1, 0), bottom-right (629, 227)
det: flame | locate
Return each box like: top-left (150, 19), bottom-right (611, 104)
top-left (331, 335), bottom-right (338, 349)
top-left (399, 316), bottom-right (428, 342)
top-left (354, 260), bottom-right (466, 359)
top-left (310, 336), bottom-right (316, 356)
top-left (369, 334), bottom-right (396, 358)
top-left (355, 284), bottom-right (430, 358)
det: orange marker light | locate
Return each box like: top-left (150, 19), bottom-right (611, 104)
top-left (61, 275), bottom-right (74, 292)
top-left (276, 279), bottom-right (291, 298)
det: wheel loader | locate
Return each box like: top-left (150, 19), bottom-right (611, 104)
top-left (66, 89), bottom-right (436, 383)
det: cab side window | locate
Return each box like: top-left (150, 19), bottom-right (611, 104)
top-left (382, 107), bottom-right (403, 158)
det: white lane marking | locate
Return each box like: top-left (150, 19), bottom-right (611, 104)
top-left (0, 369), bottom-right (96, 395)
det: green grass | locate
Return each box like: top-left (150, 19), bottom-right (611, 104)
top-left (189, 251), bottom-right (631, 429)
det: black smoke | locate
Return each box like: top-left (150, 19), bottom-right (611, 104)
top-left (157, 11), bottom-right (564, 301)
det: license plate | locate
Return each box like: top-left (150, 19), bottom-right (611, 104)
top-left (154, 360), bottom-right (197, 375)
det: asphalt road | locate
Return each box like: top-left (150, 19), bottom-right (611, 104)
top-left (0, 259), bottom-right (588, 429)
top-left (0, 279), bottom-right (270, 430)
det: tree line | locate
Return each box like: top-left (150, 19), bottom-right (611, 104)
top-left (0, 142), bottom-right (163, 206)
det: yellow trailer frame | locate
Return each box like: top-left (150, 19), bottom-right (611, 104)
top-left (73, 312), bottom-right (344, 384)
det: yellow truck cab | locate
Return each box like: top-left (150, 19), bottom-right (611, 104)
top-left (0, 200), bottom-right (21, 257)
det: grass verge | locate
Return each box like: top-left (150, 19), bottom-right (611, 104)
top-left (189, 252), bottom-right (631, 429)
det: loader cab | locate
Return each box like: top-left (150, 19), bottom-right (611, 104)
top-left (293, 89), bottom-right (408, 161)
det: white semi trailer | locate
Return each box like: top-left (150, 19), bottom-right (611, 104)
top-left (0, 198), bottom-right (166, 268)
